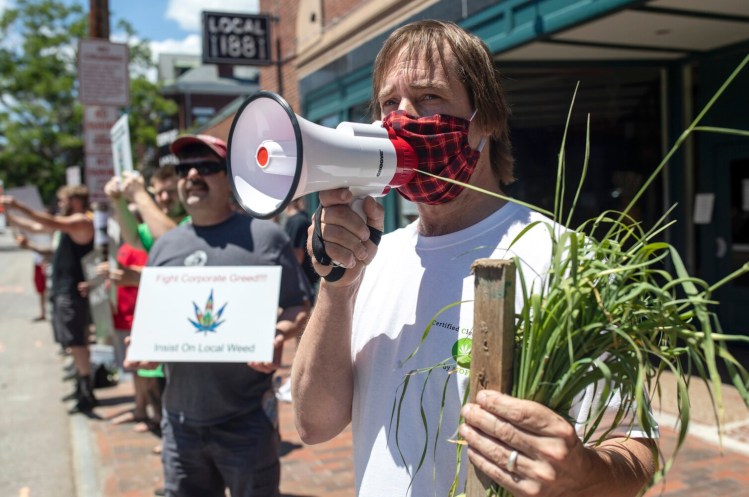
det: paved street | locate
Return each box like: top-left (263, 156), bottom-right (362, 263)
top-left (0, 231), bottom-right (76, 497)
top-left (2, 228), bottom-right (749, 497)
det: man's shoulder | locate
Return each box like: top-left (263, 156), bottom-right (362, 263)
top-left (149, 222), bottom-right (194, 250)
top-left (64, 211), bottom-right (94, 225)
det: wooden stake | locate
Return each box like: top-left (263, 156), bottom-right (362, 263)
top-left (465, 259), bottom-right (516, 497)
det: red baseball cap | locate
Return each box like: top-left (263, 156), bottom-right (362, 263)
top-left (170, 134), bottom-right (227, 160)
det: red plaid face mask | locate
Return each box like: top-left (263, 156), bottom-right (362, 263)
top-left (382, 110), bottom-right (484, 204)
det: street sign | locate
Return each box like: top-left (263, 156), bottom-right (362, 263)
top-left (78, 39), bottom-right (130, 106)
top-left (202, 11), bottom-right (272, 66)
top-left (85, 154), bottom-right (115, 205)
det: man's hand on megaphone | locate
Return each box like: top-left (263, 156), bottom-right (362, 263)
top-left (309, 188), bottom-right (384, 286)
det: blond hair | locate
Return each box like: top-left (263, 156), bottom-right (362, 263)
top-left (58, 184), bottom-right (90, 210)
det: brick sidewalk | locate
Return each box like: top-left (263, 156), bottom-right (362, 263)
top-left (644, 428), bottom-right (749, 496)
top-left (81, 338), bottom-right (749, 497)
top-left (88, 339), bottom-right (355, 497)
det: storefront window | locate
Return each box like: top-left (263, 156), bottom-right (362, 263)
top-left (730, 159), bottom-right (749, 287)
top-left (502, 67), bottom-right (663, 230)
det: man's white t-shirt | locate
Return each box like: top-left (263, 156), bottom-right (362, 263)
top-left (350, 202), bottom-right (651, 497)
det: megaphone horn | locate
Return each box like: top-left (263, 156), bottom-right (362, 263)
top-left (228, 91), bottom-right (417, 220)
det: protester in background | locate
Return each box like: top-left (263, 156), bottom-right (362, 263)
top-left (2, 185), bottom-right (96, 413)
top-left (6, 211), bottom-right (54, 321)
top-left (128, 134), bottom-right (311, 497)
top-left (283, 196), bottom-right (319, 301)
top-left (292, 20), bottom-right (656, 497)
top-left (31, 252), bottom-right (48, 320)
top-left (113, 167), bottom-right (186, 252)
top-left (95, 241), bottom-right (153, 431)
top-left (103, 172), bottom-right (183, 440)
top-left (275, 196), bottom-right (319, 403)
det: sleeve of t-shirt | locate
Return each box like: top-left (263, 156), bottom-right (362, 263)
top-left (285, 216), bottom-right (310, 249)
top-left (137, 223), bottom-right (155, 252)
top-left (276, 234), bottom-right (311, 309)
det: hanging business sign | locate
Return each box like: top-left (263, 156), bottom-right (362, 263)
top-left (202, 11), bottom-right (272, 66)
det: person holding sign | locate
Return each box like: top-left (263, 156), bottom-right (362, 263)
top-left (5, 209), bottom-right (54, 321)
top-left (2, 185), bottom-right (97, 413)
top-left (107, 166), bottom-right (186, 252)
top-left (127, 134), bottom-right (311, 497)
top-left (104, 166), bottom-right (187, 439)
top-left (291, 20), bottom-right (656, 497)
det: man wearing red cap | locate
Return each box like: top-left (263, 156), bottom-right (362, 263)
top-left (128, 134), bottom-right (311, 497)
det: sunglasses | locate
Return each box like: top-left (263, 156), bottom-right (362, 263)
top-left (175, 161), bottom-right (225, 178)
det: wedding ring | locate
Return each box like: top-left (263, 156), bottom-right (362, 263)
top-left (506, 449), bottom-right (519, 473)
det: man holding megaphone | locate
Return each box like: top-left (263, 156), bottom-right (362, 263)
top-left (230, 20), bottom-right (656, 497)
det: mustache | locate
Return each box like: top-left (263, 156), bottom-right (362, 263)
top-left (186, 178), bottom-right (208, 190)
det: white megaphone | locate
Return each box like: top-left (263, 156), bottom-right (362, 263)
top-left (228, 91), bottom-right (418, 219)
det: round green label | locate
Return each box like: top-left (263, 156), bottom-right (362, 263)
top-left (452, 338), bottom-right (472, 369)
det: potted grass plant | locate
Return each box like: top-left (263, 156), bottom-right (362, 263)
top-left (392, 54), bottom-right (749, 497)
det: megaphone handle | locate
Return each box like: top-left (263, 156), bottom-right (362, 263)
top-left (312, 201), bottom-right (382, 282)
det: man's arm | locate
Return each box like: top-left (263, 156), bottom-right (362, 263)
top-left (97, 260), bottom-right (143, 287)
top-left (6, 211), bottom-right (53, 234)
top-left (460, 391), bottom-right (656, 497)
top-left (104, 178), bottom-right (145, 250)
top-left (113, 197), bottom-right (144, 249)
top-left (15, 234), bottom-right (54, 257)
top-left (292, 189), bottom-right (384, 445)
top-left (2, 196), bottom-right (92, 245)
top-left (291, 283), bottom-right (357, 444)
top-left (121, 173), bottom-right (176, 240)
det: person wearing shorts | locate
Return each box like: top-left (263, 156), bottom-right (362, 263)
top-left (3, 185), bottom-right (96, 412)
top-left (32, 253), bottom-right (47, 321)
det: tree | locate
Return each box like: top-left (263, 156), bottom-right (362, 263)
top-left (0, 0), bottom-right (87, 202)
top-left (0, 0), bottom-right (177, 203)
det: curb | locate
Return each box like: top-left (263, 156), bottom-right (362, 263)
top-left (71, 411), bottom-right (101, 497)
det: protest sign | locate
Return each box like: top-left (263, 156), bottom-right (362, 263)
top-left (127, 266), bottom-right (281, 363)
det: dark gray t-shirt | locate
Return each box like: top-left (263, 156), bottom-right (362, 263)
top-left (147, 212), bottom-right (309, 424)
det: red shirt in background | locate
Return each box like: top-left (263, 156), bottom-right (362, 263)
top-left (113, 243), bottom-right (148, 331)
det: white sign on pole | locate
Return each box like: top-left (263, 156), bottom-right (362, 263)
top-left (110, 114), bottom-right (133, 177)
top-left (127, 266), bottom-right (282, 363)
top-left (66, 166), bottom-right (82, 186)
top-left (78, 39), bottom-right (130, 107)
